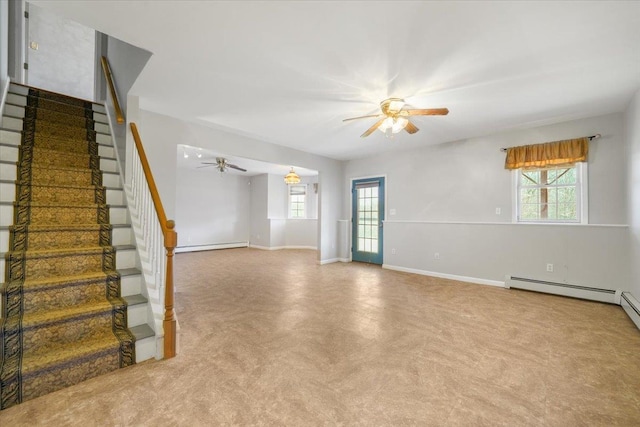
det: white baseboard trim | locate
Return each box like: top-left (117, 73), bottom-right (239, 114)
top-left (318, 258), bottom-right (350, 265)
top-left (249, 244), bottom-right (317, 251)
top-left (621, 292), bottom-right (640, 330)
top-left (175, 242), bottom-right (248, 253)
top-left (382, 264), bottom-right (505, 287)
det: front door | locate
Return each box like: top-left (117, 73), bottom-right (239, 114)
top-left (352, 177), bottom-right (385, 264)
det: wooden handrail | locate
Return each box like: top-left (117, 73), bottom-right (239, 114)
top-left (100, 56), bottom-right (125, 124)
top-left (130, 122), bottom-right (168, 232)
top-left (130, 122), bottom-right (178, 358)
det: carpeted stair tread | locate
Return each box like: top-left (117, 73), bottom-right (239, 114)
top-left (16, 204), bottom-right (111, 226)
top-left (21, 299), bottom-right (114, 329)
top-left (9, 223), bottom-right (110, 231)
top-left (21, 331), bottom-right (121, 375)
top-left (29, 106), bottom-right (103, 126)
top-left (3, 271), bottom-right (121, 314)
top-left (31, 134), bottom-right (95, 154)
top-left (31, 145), bottom-right (96, 159)
top-left (16, 182), bottom-right (103, 191)
top-left (30, 148), bottom-right (96, 169)
top-left (12, 245), bottom-right (110, 258)
top-left (20, 182), bottom-right (106, 206)
top-left (13, 201), bottom-right (104, 208)
top-left (20, 95), bottom-right (95, 113)
top-left (20, 270), bottom-right (113, 289)
top-left (4, 100), bottom-right (108, 123)
top-left (29, 164), bottom-right (105, 187)
top-left (26, 163), bottom-right (112, 174)
top-left (32, 116), bottom-right (95, 131)
top-left (33, 121), bottom-right (94, 140)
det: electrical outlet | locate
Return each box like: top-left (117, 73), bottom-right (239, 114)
top-left (391, 248), bottom-right (396, 254)
top-left (546, 263), bottom-right (554, 272)
top-left (434, 252), bottom-right (440, 260)
top-left (390, 209), bottom-right (397, 216)
top-left (495, 207), bottom-right (501, 215)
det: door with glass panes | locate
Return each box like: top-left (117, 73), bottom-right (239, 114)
top-left (352, 177), bottom-right (385, 264)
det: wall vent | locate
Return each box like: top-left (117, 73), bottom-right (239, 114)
top-left (505, 276), bottom-right (619, 304)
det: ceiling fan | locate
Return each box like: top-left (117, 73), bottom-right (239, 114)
top-left (199, 157), bottom-right (247, 172)
top-left (343, 98), bottom-right (449, 138)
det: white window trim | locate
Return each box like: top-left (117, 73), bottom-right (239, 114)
top-left (288, 184), bottom-right (307, 219)
top-left (512, 163), bottom-right (588, 224)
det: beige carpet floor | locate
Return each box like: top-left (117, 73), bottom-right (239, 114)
top-left (1, 248), bottom-right (639, 425)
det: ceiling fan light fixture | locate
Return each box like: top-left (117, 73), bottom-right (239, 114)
top-left (387, 99), bottom-right (405, 112)
top-left (284, 167), bottom-right (301, 185)
top-left (378, 116), bottom-right (408, 134)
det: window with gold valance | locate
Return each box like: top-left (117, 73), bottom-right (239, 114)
top-left (504, 137), bottom-right (589, 170)
top-left (505, 137), bottom-right (591, 223)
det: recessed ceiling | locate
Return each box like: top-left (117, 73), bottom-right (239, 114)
top-left (33, 1), bottom-right (640, 161)
top-left (177, 144), bottom-right (318, 177)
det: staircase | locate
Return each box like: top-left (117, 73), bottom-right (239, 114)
top-left (0, 83), bottom-right (155, 409)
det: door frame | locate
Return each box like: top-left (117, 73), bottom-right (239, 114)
top-left (349, 174), bottom-right (387, 264)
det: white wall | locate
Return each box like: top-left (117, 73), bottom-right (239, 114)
top-left (249, 174), bottom-right (270, 247)
top-left (0, 0), bottom-right (8, 91)
top-left (132, 109), bottom-right (342, 262)
top-left (625, 89), bottom-right (640, 297)
top-left (26, 3), bottom-right (95, 100)
top-left (284, 219), bottom-right (318, 248)
top-left (267, 174), bottom-right (287, 219)
top-left (101, 36), bottom-right (152, 174)
top-left (345, 113), bottom-right (629, 289)
top-left (175, 167), bottom-right (250, 248)
top-left (105, 36), bottom-right (152, 117)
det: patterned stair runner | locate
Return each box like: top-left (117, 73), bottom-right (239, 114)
top-left (0, 88), bottom-right (135, 409)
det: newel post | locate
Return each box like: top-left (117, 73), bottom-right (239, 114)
top-left (163, 220), bottom-right (178, 358)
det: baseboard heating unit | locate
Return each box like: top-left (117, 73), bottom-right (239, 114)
top-left (621, 292), bottom-right (640, 329)
top-left (505, 276), bottom-right (620, 304)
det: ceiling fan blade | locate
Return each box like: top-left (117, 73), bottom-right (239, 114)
top-left (200, 162), bottom-right (218, 165)
top-left (197, 165), bottom-right (215, 168)
top-left (361, 118), bottom-right (386, 138)
top-left (404, 121), bottom-right (419, 134)
top-left (403, 108), bottom-right (449, 116)
top-left (343, 114), bottom-right (384, 122)
top-left (227, 164), bottom-right (247, 172)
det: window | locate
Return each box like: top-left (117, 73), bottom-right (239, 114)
top-left (515, 163), bottom-right (587, 223)
top-left (289, 185), bottom-right (306, 218)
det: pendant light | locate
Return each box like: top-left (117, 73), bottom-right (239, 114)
top-left (284, 167), bottom-right (301, 185)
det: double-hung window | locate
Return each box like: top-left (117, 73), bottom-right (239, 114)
top-left (289, 185), bottom-right (306, 218)
top-left (515, 164), bottom-right (587, 223)
top-left (507, 137), bottom-right (589, 224)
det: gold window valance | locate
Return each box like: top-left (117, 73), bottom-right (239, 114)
top-left (504, 137), bottom-right (589, 170)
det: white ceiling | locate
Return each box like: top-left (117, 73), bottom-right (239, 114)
top-left (34, 1), bottom-right (640, 161)
top-left (177, 144), bottom-right (318, 177)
